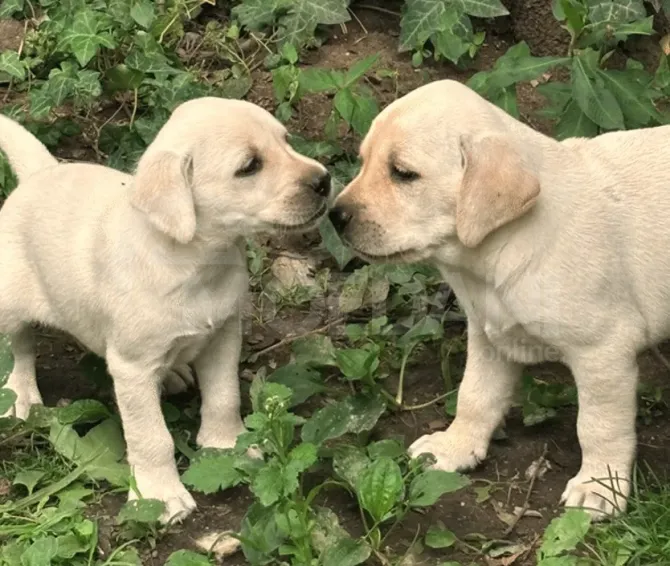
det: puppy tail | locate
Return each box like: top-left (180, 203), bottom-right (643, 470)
top-left (0, 114), bottom-right (58, 183)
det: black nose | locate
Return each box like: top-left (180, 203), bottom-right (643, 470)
top-left (308, 171), bottom-right (331, 197)
top-left (329, 206), bottom-right (352, 233)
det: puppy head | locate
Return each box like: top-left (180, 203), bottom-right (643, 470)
top-left (130, 98), bottom-right (330, 244)
top-left (329, 80), bottom-right (540, 262)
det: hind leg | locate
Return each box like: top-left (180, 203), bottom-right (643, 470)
top-left (2, 326), bottom-right (42, 419)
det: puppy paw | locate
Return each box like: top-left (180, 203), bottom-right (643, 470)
top-left (2, 374), bottom-right (43, 420)
top-left (162, 364), bottom-right (195, 396)
top-left (408, 428), bottom-right (487, 472)
top-left (561, 469), bottom-right (630, 521)
top-left (130, 473), bottom-right (197, 524)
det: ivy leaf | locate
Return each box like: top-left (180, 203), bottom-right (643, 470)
top-left (400, 0), bottom-right (450, 51)
top-left (181, 449), bottom-right (246, 494)
top-left (571, 50), bottom-right (624, 130)
top-left (458, 0), bottom-right (509, 18)
top-left (0, 51), bottom-right (26, 80)
top-left (408, 470), bottom-right (470, 507)
top-left (279, 0), bottom-right (350, 46)
top-left (130, 0), bottom-right (156, 29)
top-left (165, 550), bottom-right (212, 566)
top-left (321, 538), bottom-right (371, 566)
top-left (58, 10), bottom-right (116, 66)
top-left (117, 499), bottom-right (165, 524)
top-left (538, 509), bottom-right (591, 558)
top-left (233, 0), bottom-right (291, 30)
top-left (357, 457), bottom-right (404, 522)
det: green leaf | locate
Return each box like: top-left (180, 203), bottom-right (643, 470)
top-left (554, 100), bottom-right (599, 139)
top-left (0, 0), bottom-right (24, 18)
top-left (335, 348), bottom-right (379, 380)
top-left (181, 449), bottom-right (246, 494)
top-left (20, 536), bottom-right (58, 566)
top-left (302, 401), bottom-right (351, 445)
top-left (50, 418), bottom-right (129, 487)
top-left (408, 470), bottom-right (470, 507)
top-left (597, 68), bottom-right (660, 127)
top-left (311, 506), bottom-right (354, 554)
top-left (333, 87), bottom-right (379, 136)
top-left (232, 0), bottom-right (290, 30)
top-left (58, 10), bottom-right (116, 67)
top-left (0, 388), bottom-right (17, 415)
top-left (287, 442), bottom-right (318, 475)
top-left (0, 51), bottom-right (26, 81)
top-left (332, 445), bottom-right (371, 488)
top-left (130, 0), bottom-right (156, 29)
top-left (346, 393), bottom-right (387, 434)
top-left (538, 509), bottom-right (592, 558)
top-left (299, 68), bottom-right (340, 93)
top-left (399, 316), bottom-right (444, 349)
top-left (0, 334), bottom-right (14, 388)
top-left (279, 0), bottom-right (351, 46)
top-left (344, 55), bottom-right (379, 86)
top-left (321, 538), bottom-right (372, 566)
top-left (117, 499), bottom-right (165, 524)
top-left (458, 0), bottom-right (509, 17)
top-left (425, 524), bottom-right (457, 548)
top-left (165, 550), bottom-right (212, 566)
top-left (400, 0), bottom-right (451, 51)
top-left (319, 217), bottom-right (355, 269)
top-left (571, 50), bottom-right (624, 130)
top-left (357, 457), bottom-right (404, 522)
top-left (13, 470), bottom-right (46, 495)
top-left (268, 364), bottom-right (326, 406)
top-left (367, 439), bottom-right (405, 460)
top-left (250, 459), bottom-right (285, 506)
top-left (292, 335), bottom-right (337, 367)
top-left (57, 399), bottom-right (110, 425)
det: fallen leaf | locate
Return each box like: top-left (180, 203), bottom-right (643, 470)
top-left (194, 531), bottom-right (241, 558)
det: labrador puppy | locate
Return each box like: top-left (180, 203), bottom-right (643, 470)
top-left (0, 98), bottom-right (330, 522)
top-left (328, 79), bottom-right (670, 519)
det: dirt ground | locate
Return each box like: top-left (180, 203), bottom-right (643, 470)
top-left (3, 2), bottom-right (670, 565)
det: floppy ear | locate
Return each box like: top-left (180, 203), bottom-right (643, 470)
top-left (456, 134), bottom-right (540, 248)
top-left (130, 150), bottom-right (196, 244)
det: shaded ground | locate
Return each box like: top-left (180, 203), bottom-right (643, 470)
top-left (2, 2), bottom-right (670, 565)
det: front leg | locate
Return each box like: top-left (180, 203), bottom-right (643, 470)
top-left (194, 310), bottom-right (247, 450)
top-left (107, 347), bottom-right (196, 524)
top-left (561, 346), bottom-right (637, 519)
top-left (409, 325), bottom-right (522, 471)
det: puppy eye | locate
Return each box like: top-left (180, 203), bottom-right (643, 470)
top-left (390, 163), bottom-right (420, 183)
top-left (236, 156), bottom-right (262, 177)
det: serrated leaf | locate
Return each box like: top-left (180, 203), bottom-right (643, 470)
top-left (538, 509), bottom-right (591, 558)
top-left (181, 449), bottom-right (246, 494)
top-left (425, 524), bottom-right (457, 548)
top-left (357, 457), bottom-right (403, 522)
top-left (554, 100), bottom-right (599, 139)
top-left (165, 550), bottom-right (211, 566)
top-left (322, 538), bottom-right (371, 566)
top-left (268, 364), bottom-right (326, 406)
top-left (571, 50), bottom-right (624, 130)
top-left (458, 0), bottom-right (509, 17)
top-left (0, 51), bottom-right (25, 81)
top-left (13, 470), bottom-right (46, 496)
top-left (408, 470), bottom-right (470, 507)
top-left (117, 499), bottom-right (165, 524)
top-left (287, 442), bottom-right (318, 475)
top-left (250, 460), bottom-right (284, 506)
top-left (0, 0), bottom-right (24, 18)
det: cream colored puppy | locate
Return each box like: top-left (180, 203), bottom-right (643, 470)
top-left (0, 98), bottom-right (329, 522)
top-left (329, 79), bottom-right (670, 519)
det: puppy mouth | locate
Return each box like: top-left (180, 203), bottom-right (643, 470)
top-left (270, 202), bottom-right (328, 232)
top-left (348, 244), bottom-right (429, 264)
